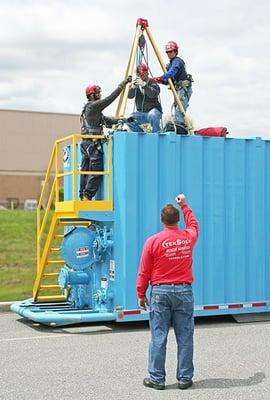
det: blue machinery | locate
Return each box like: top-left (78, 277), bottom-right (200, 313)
top-left (11, 132), bottom-right (270, 326)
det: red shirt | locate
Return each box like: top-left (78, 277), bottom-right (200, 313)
top-left (136, 204), bottom-right (199, 298)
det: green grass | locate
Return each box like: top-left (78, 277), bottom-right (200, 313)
top-left (0, 210), bottom-right (37, 301)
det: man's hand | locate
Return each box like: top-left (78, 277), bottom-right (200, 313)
top-left (131, 79), bottom-right (137, 89)
top-left (175, 193), bottom-right (186, 207)
top-left (138, 296), bottom-right (148, 309)
top-left (154, 76), bottom-right (164, 83)
top-left (134, 77), bottom-right (146, 87)
top-left (119, 75), bottom-right (132, 89)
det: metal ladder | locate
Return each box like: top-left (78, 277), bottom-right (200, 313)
top-left (33, 217), bottom-right (92, 302)
top-left (33, 134), bottom-right (113, 302)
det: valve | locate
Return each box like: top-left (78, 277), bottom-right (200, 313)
top-left (93, 276), bottom-right (114, 309)
top-left (93, 227), bottom-right (113, 261)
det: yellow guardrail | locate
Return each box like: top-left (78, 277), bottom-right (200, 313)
top-left (36, 134), bottom-right (112, 271)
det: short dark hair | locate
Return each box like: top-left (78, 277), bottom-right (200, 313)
top-left (161, 204), bottom-right (179, 225)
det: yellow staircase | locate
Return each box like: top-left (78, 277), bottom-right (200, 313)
top-left (33, 134), bottom-right (113, 302)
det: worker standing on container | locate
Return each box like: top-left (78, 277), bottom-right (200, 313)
top-left (80, 76), bottom-right (132, 201)
top-left (126, 63), bottom-right (162, 133)
top-left (155, 41), bottom-right (193, 135)
top-left (137, 194), bottom-right (199, 390)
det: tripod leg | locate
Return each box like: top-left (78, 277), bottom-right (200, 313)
top-left (115, 25), bottom-right (142, 118)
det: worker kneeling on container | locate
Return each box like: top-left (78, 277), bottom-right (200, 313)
top-left (126, 63), bottom-right (162, 133)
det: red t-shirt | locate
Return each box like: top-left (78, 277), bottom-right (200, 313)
top-left (136, 204), bottom-right (199, 298)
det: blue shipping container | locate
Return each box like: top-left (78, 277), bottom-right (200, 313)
top-left (113, 133), bottom-right (270, 317)
top-left (11, 132), bottom-right (270, 325)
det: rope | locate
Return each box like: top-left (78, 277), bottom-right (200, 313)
top-left (133, 35), bottom-right (164, 130)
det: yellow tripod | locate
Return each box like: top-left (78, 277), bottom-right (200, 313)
top-left (115, 18), bottom-right (193, 134)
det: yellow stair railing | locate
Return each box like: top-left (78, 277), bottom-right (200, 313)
top-left (33, 134), bottom-right (113, 302)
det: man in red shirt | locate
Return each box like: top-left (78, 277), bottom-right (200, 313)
top-left (137, 194), bottom-right (199, 390)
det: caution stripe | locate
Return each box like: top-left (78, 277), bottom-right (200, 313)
top-left (117, 302), bottom-right (268, 320)
top-left (118, 301), bottom-right (268, 318)
top-left (194, 301), bottom-right (267, 311)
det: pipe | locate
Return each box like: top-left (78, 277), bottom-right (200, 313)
top-left (10, 302), bottom-right (116, 327)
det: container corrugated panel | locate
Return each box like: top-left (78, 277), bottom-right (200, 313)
top-left (112, 133), bottom-right (270, 315)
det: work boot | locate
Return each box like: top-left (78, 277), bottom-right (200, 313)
top-left (175, 124), bottom-right (188, 135)
top-left (178, 380), bottom-right (193, 390)
top-left (143, 378), bottom-right (165, 390)
top-left (163, 121), bottom-right (175, 132)
top-left (82, 195), bottom-right (91, 201)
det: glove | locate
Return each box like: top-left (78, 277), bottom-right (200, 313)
top-left (155, 76), bottom-right (164, 83)
top-left (134, 77), bottom-right (146, 87)
top-left (130, 79), bottom-right (137, 89)
top-left (119, 75), bottom-right (132, 89)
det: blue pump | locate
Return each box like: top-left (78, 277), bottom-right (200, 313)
top-left (59, 224), bottom-right (114, 310)
top-left (61, 227), bottom-right (96, 270)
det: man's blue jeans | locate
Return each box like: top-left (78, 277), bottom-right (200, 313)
top-left (175, 86), bottom-right (192, 128)
top-left (126, 108), bottom-right (162, 133)
top-left (148, 284), bottom-right (194, 384)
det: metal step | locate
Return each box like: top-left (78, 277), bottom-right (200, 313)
top-left (36, 295), bottom-right (67, 303)
top-left (47, 260), bottom-right (65, 265)
top-left (40, 284), bottom-right (61, 290)
top-left (54, 234), bottom-right (64, 239)
top-left (43, 272), bottom-right (59, 277)
top-left (58, 220), bottom-right (91, 226)
top-left (50, 247), bottom-right (60, 252)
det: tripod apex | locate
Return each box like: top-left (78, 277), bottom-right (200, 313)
top-left (136, 18), bottom-right (149, 29)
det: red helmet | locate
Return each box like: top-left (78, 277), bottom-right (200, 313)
top-left (165, 41), bottom-right (178, 52)
top-left (136, 63), bottom-right (148, 75)
top-left (85, 85), bottom-right (101, 96)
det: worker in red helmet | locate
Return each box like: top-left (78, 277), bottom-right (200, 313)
top-left (79, 76), bottom-right (132, 201)
top-left (84, 84), bottom-right (101, 99)
top-left (155, 41), bottom-right (193, 135)
top-left (126, 63), bottom-right (162, 133)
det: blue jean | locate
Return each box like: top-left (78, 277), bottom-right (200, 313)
top-left (79, 140), bottom-right (103, 200)
top-left (148, 284), bottom-right (194, 384)
top-left (126, 109), bottom-right (162, 133)
top-left (175, 86), bottom-right (192, 127)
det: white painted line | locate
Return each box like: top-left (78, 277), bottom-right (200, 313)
top-left (0, 334), bottom-right (71, 343)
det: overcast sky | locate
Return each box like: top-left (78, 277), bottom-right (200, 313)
top-left (1, 0), bottom-right (270, 138)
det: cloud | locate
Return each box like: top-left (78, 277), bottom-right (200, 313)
top-left (1, 0), bottom-right (270, 138)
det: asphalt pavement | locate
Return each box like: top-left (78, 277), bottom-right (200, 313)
top-left (0, 312), bottom-right (269, 400)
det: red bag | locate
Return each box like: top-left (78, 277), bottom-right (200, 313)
top-left (194, 127), bottom-right (228, 137)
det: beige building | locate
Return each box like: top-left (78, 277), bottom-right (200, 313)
top-left (0, 109), bottom-right (80, 207)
